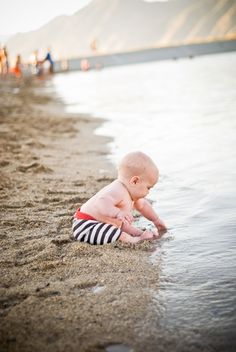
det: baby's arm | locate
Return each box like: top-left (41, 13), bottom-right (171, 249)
top-left (92, 182), bottom-right (133, 224)
top-left (96, 195), bottom-right (133, 224)
top-left (134, 198), bottom-right (167, 232)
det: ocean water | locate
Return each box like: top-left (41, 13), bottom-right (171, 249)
top-left (53, 52), bottom-right (236, 350)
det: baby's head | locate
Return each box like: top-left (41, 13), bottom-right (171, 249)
top-left (118, 151), bottom-right (159, 201)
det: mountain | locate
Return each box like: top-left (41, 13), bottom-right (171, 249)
top-left (6, 0), bottom-right (236, 62)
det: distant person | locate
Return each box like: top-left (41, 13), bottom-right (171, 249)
top-left (0, 45), bottom-right (8, 75)
top-left (90, 38), bottom-right (102, 69)
top-left (72, 151), bottom-right (167, 245)
top-left (43, 47), bottom-right (54, 74)
top-left (90, 38), bottom-right (98, 53)
top-left (3, 46), bottom-right (9, 74)
top-left (11, 55), bottom-right (22, 77)
top-left (29, 50), bottom-right (43, 76)
top-left (0, 46), bottom-right (3, 74)
top-left (80, 59), bottom-right (90, 71)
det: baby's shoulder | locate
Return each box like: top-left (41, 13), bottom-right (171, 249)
top-left (105, 179), bottom-right (124, 194)
top-left (99, 179), bottom-right (125, 199)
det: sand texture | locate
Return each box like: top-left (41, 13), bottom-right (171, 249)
top-left (0, 77), bottom-right (167, 352)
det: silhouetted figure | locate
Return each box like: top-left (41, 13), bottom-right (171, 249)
top-left (90, 38), bottom-right (98, 53)
top-left (3, 46), bottom-right (9, 74)
top-left (0, 46), bottom-right (3, 74)
top-left (80, 59), bottom-right (90, 71)
top-left (29, 50), bottom-right (43, 76)
top-left (90, 38), bottom-right (102, 70)
top-left (0, 45), bottom-right (9, 75)
top-left (43, 48), bottom-right (54, 74)
top-left (11, 55), bottom-right (22, 77)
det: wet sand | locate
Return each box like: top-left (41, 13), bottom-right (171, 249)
top-left (0, 77), bottom-right (163, 352)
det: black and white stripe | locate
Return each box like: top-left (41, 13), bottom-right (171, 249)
top-left (72, 219), bottom-right (121, 245)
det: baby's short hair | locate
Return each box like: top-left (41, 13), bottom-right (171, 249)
top-left (118, 151), bottom-right (158, 179)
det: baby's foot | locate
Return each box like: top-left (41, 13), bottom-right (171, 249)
top-left (140, 230), bottom-right (154, 241)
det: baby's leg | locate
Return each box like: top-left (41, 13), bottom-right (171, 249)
top-left (119, 230), bottom-right (153, 244)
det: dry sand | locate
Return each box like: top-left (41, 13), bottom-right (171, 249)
top-left (0, 77), bottom-right (165, 352)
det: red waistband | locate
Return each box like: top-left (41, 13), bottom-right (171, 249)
top-left (74, 208), bottom-right (96, 221)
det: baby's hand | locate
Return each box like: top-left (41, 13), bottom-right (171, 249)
top-left (117, 210), bottom-right (133, 225)
top-left (151, 228), bottom-right (160, 239)
top-left (154, 217), bottom-right (167, 233)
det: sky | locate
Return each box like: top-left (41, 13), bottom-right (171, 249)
top-left (0, 0), bottom-right (92, 36)
top-left (0, 0), bottom-right (164, 37)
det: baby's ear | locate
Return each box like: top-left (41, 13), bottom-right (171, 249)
top-left (130, 176), bottom-right (140, 185)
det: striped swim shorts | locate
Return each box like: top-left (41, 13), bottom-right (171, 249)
top-left (72, 210), bottom-right (122, 245)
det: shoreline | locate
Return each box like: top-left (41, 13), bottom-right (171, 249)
top-left (54, 39), bottom-right (236, 73)
top-left (0, 77), bottom-right (164, 352)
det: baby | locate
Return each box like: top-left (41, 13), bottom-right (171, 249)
top-left (72, 151), bottom-right (167, 245)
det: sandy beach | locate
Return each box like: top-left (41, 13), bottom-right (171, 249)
top-left (0, 76), bottom-right (165, 352)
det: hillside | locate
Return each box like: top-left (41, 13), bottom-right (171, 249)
top-left (5, 0), bottom-right (236, 62)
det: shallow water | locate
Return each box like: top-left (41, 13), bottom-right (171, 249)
top-left (53, 52), bottom-right (236, 349)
